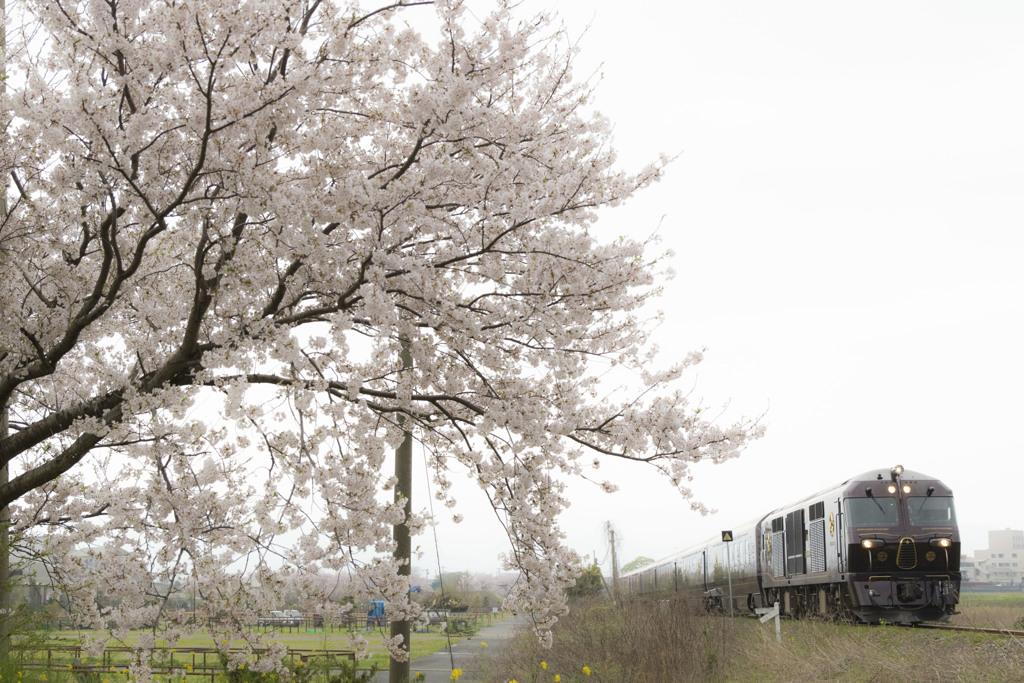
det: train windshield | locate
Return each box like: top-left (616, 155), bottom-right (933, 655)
top-left (907, 496), bottom-right (957, 526)
top-left (845, 497), bottom-right (900, 527)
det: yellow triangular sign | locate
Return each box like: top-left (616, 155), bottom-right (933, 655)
top-left (722, 530), bottom-right (733, 542)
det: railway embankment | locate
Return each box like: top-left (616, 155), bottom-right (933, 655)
top-left (471, 595), bottom-right (1024, 682)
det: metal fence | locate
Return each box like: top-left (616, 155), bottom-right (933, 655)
top-left (13, 644), bottom-right (356, 682)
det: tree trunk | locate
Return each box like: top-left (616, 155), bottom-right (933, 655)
top-left (1, 404), bottom-right (10, 658)
top-left (1, 0), bottom-right (12, 654)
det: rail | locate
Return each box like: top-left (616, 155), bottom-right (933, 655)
top-left (907, 623), bottom-right (1024, 638)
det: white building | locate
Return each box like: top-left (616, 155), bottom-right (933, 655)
top-left (964, 529), bottom-right (1024, 587)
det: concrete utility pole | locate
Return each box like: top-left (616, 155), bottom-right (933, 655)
top-left (606, 522), bottom-right (620, 605)
top-left (388, 337), bottom-right (413, 683)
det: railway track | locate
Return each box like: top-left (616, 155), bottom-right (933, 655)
top-left (740, 610), bottom-right (1024, 639)
top-left (911, 622), bottom-right (1024, 639)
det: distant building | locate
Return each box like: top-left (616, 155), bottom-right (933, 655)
top-left (960, 555), bottom-right (981, 582)
top-left (963, 529), bottom-right (1024, 586)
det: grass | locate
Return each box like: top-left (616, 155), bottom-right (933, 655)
top-left (479, 596), bottom-right (738, 682)
top-left (727, 618), bottom-right (1024, 682)
top-left (951, 591), bottom-right (1024, 629)
top-left (0, 655), bottom-right (76, 683)
top-left (478, 597), bottom-right (1024, 682)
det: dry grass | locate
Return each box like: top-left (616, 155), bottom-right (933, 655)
top-left (950, 591), bottom-right (1024, 630)
top-left (479, 597), bottom-right (737, 682)
top-left (478, 595), bottom-right (1024, 682)
top-left (730, 619), bottom-right (1024, 682)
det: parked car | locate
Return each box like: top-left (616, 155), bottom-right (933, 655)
top-left (258, 609), bottom-right (301, 627)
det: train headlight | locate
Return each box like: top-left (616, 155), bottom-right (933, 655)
top-left (930, 538), bottom-right (952, 548)
top-left (902, 485), bottom-right (911, 493)
top-left (862, 539), bottom-right (886, 549)
top-left (891, 464), bottom-right (904, 481)
top-left (887, 485), bottom-right (897, 494)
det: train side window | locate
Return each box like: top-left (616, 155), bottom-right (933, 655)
top-left (809, 501), bottom-right (825, 521)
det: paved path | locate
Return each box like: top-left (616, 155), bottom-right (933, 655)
top-left (369, 616), bottom-right (524, 683)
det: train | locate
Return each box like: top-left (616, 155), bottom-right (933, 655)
top-left (619, 465), bottom-right (960, 623)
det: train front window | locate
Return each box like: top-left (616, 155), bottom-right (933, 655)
top-left (908, 496), bottom-right (957, 526)
top-left (845, 497), bottom-right (899, 527)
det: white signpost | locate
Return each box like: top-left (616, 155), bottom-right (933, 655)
top-left (755, 601), bottom-right (781, 643)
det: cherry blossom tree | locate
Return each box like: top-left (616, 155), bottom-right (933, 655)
top-left (0, 0), bottom-right (761, 672)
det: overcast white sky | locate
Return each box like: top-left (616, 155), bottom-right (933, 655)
top-left (411, 0), bottom-right (1024, 576)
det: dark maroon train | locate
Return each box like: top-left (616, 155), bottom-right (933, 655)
top-left (620, 465), bottom-right (960, 623)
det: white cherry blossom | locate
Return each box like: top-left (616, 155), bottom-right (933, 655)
top-left (0, 0), bottom-right (761, 662)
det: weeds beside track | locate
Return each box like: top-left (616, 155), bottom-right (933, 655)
top-left (479, 597), bottom-right (1024, 682)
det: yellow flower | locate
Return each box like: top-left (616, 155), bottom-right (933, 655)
top-left (554, 677), bottom-right (561, 682)
top-left (450, 669), bottom-right (462, 681)
top-left (41, 676), bottom-right (47, 681)
top-left (541, 661), bottom-right (547, 670)
top-left (583, 666), bottom-right (591, 676)
top-left (480, 642), bottom-right (487, 648)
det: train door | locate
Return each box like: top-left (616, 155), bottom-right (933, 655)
top-left (834, 498), bottom-right (846, 572)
